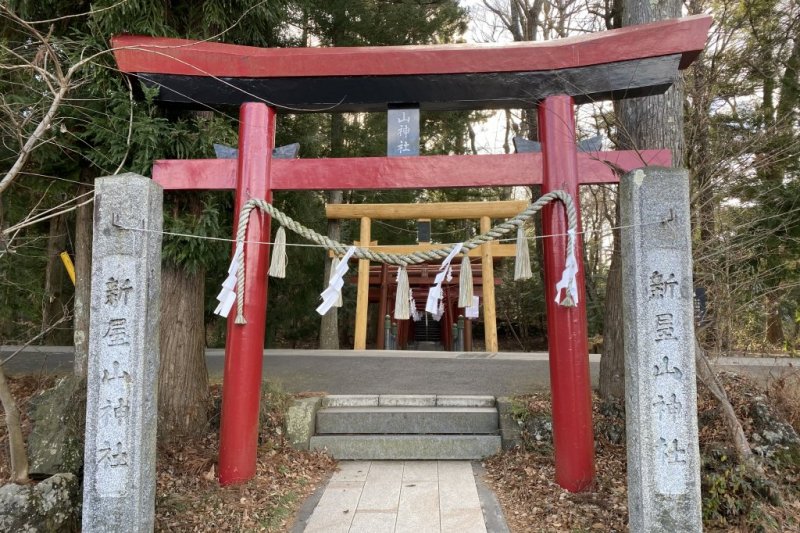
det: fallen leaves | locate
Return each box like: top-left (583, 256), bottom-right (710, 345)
top-left (153, 386), bottom-right (336, 532)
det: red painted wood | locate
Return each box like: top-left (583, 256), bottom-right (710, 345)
top-left (219, 104), bottom-right (276, 486)
top-left (113, 16), bottom-right (710, 78)
top-left (152, 150), bottom-right (670, 191)
top-left (539, 96), bottom-right (595, 492)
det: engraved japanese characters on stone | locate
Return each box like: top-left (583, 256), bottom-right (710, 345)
top-left (654, 312), bottom-right (678, 342)
top-left (97, 441), bottom-right (129, 468)
top-left (103, 318), bottom-right (131, 346)
top-left (654, 355), bottom-right (683, 380)
top-left (101, 361), bottom-right (132, 383)
top-left (659, 437), bottom-right (688, 465)
top-left (652, 393), bottom-right (683, 418)
top-left (105, 277), bottom-right (133, 307)
top-left (99, 398), bottom-right (131, 426)
top-left (648, 270), bottom-right (678, 299)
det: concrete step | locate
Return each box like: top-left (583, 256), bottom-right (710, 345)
top-left (309, 435), bottom-right (502, 460)
top-left (316, 406), bottom-right (498, 435)
top-left (322, 394), bottom-right (496, 408)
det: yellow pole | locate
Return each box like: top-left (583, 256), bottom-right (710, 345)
top-left (480, 216), bottom-right (498, 352)
top-left (354, 217), bottom-right (371, 350)
top-left (60, 251), bottom-right (76, 286)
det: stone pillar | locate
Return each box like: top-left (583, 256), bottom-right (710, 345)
top-left (82, 174), bottom-right (163, 533)
top-left (621, 168), bottom-right (702, 532)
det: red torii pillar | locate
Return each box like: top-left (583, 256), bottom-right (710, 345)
top-left (219, 104), bottom-right (276, 484)
top-left (539, 96), bottom-right (594, 490)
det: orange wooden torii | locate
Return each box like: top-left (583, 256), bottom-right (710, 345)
top-left (326, 200), bottom-right (528, 351)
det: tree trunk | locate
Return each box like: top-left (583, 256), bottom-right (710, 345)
top-left (41, 213), bottom-right (70, 344)
top-left (320, 111), bottom-right (346, 349)
top-left (319, 189), bottom-right (342, 349)
top-left (765, 294), bottom-right (784, 346)
top-left (73, 183), bottom-right (93, 376)
top-left (0, 363), bottom-right (28, 483)
top-left (600, 0), bottom-right (684, 400)
top-left (158, 264), bottom-right (210, 440)
top-left (695, 339), bottom-right (753, 464)
top-left (599, 202), bottom-right (625, 398)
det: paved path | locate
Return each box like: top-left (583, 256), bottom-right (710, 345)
top-left (294, 461), bottom-right (506, 533)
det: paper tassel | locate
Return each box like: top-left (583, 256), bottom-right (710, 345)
top-left (426, 242), bottom-right (464, 314)
top-left (316, 247), bottom-right (356, 315)
top-left (554, 229), bottom-right (579, 307)
top-left (514, 226), bottom-right (532, 280)
top-left (268, 226), bottom-right (287, 278)
top-left (410, 298), bottom-right (421, 321)
top-left (394, 266), bottom-right (410, 320)
top-left (214, 241), bottom-right (244, 319)
top-left (458, 254), bottom-right (473, 307)
top-left (433, 300), bottom-right (445, 321)
top-left (329, 257), bottom-right (343, 307)
top-left (465, 295), bottom-right (480, 318)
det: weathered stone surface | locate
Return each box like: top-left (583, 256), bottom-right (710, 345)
top-left (621, 168), bottom-right (702, 532)
top-left (322, 395), bottom-right (379, 408)
top-left (28, 375), bottom-right (86, 477)
top-left (0, 473), bottom-right (80, 532)
top-left (286, 397), bottom-right (322, 451)
top-left (496, 398), bottom-right (522, 450)
top-left (436, 395), bottom-right (495, 407)
top-left (81, 174), bottom-right (163, 533)
top-left (315, 406), bottom-right (498, 435)
top-left (750, 394), bottom-right (800, 456)
top-left (309, 435), bottom-right (501, 460)
top-left (378, 394), bottom-right (436, 407)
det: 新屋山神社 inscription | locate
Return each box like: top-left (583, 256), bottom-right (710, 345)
top-left (94, 264), bottom-right (137, 497)
top-left (647, 248), bottom-right (691, 496)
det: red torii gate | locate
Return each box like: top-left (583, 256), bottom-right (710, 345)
top-left (112, 14), bottom-right (710, 492)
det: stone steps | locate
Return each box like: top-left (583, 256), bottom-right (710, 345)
top-left (309, 435), bottom-right (501, 460)
top-left (308, 395), bottom-right (501, 460)
top-left (316, 407), bottom-right (498, 435)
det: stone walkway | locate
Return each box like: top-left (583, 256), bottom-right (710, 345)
top-left (295, 460), bottom-right (506, 533)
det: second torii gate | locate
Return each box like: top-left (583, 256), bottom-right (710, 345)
top-left (112, 14), bottom-right (710, 491)
top-left (326, 200), bottom-right (526, 352)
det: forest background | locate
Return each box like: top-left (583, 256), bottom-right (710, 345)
top-left (0, 0), bottom-right (798, 421)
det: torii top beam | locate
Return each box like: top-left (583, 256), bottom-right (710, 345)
top-left (112, 15), bottom-right (711, 113)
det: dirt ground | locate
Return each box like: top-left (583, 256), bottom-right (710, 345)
top-left (483, 371), bottom-right (800, 532)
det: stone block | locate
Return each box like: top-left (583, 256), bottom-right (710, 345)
top-left (621, 168), bottom-right (702, 532)
top-left (378, 394), bottom-right (436, 407)
top-left (436, 395), bottom-right (495, 407)
top-left (309, 435), bottom-right (501, 460)
top-left (496, 397), bottom-right (522, 450)
top-left (81, 174), bottom-right (163, 533)
top-left (0, 473), bottom-right (80, 532)
top-left (28, 375), bottom-right (86, 477)
top-left (286, 397), bottom-right (322, 451)
top-left (322, 395), bottom-right (379, 407)
top-left (316, 407), bottom-right (498, 434)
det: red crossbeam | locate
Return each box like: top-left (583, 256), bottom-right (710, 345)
top-left (152, 150), bottom-right (669, 190)
top-left (113, 15), bottom-right (710, 78)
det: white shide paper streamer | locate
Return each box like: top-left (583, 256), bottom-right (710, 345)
top-left (214, 240), bottom-right (244, 318)
top-left (425, 243), bottom-right (463, 314)
top-left (316, 246), bottom-right (357, 315)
